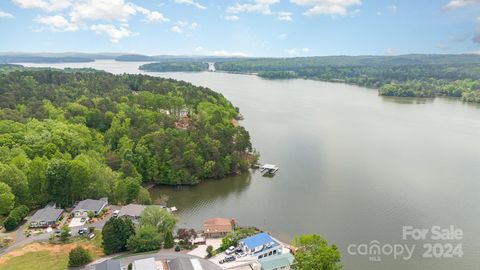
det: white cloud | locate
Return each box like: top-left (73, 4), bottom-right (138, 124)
top-left (227, 0), bottom-right (280, 15)
top-left (225, 15), bottom-right (240, 21)
top-left (277, 11), bottom-right (293, 21)
top-left (384, 48), bottom-right (397, 55)
top-left (174, 0), bottom-right (206, 10)
top-left (0, 11), bottom-right (15, 19)
top-left (13, 0), bottom-right (71, 12)
top-left (278, 33), bottom-right (288, 39)
top-left (444, 0), bottom-right (480, 9)
top-left (284, 47), bottom-right (310, 55)
top-left (90, 24), bottom-right (133, 43)
top-left (14, 0), bottom-right (168, 43)
top-left (210, 50), bottom-right (248, 57)
top-left (291, 0), bottom-right (362, 16)
top-left (34, 14), bottom-right (78, 31)
top-left (171, 21), bottom-right (198, 33)
top-left (195, 46), bottom-right (204, 52)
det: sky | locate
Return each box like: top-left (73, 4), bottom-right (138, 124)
top-left (0, 0), bottom-right (480, 57)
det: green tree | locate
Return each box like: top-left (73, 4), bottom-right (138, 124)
top-left (68, 246), bottom-right (92, 267)
top-left (0, 164), bottom-right (30, 206)
top-left (140, 206), bottom-right (177, 234)
top-left (164, 231), bottom-right (174, 249)
top-left (0, 182), bottom-right (14, 216)
top-left (102, 217), bottom-right (135, 254)
top-left (206, 245), bottom-right (214, 257)
top-left (127, 224), bottom-right (162, 253)
top-left (292, 234), bottom-right (342, 270)
top-left (46, 159), bottom-right (72, 207)
top-left (60, 224), bottom-right (71, 243)
top-left (3, 205), bottom-right (29, 231)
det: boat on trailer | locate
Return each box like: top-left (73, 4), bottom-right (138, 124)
top-left (260, 164), bottom-right (279, 175)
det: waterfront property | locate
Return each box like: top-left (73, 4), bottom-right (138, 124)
top-left (29, 203), bottom-right (64, 228)
top-left (95, 259), bottom-right (121, 270)
top-left (203, 218), bottom-right (235, 238)
top-left (72, 198), bottom-right (108, 217)
top-left (239, 233), bottom-right (282, 259)
top-left (259, 253), bottom-right (294, 270)
top-left (118, 204), bottom-right (147, 224)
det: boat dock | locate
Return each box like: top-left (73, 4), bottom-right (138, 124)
top-left (260, 164), bottom-right (279, 175)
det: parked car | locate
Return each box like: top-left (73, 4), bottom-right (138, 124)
top-left (225, 256), bottom-right (236, 262)
top-left (225, 246), bottom-right (236, 255)
top-left (88, 233), bottom-right (96, 240)
top-left (80, 217), bottom-right (87, 223)
top-left (78, 228), bottom-right (88, 235)
top-left (54, 230), bottom-right (61, 237)
top-left (113, 210), bottom-right (120, 217)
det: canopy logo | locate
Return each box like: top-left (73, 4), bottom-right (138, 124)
top-left (347, 226), bottom-right (464, 262)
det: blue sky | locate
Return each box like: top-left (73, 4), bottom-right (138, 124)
top-left (0, 0), bottom-right (479, 56)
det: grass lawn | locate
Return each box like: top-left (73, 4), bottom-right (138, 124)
top-left (0, 251), bottom-right (68, 270)
top-left (0, 230), bottom-right (104, 270)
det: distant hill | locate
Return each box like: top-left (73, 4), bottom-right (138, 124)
top-left (0, 56), bottom-right (95, 64)
top-left (115, 54), bottom-right (250, 63)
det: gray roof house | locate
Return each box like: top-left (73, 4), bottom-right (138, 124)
top-left (132, 257), bottom-right (156, 270)
top-left (118, 204), bottom-right (147, 222)
top-left (29, 205), bottom-right (64, 228)
top-left (95, 259), bottom-right (121, 270)
top-left (168, 257), bottom-right (204, 270)
top-left (72, 198), bottom-right (108, 217)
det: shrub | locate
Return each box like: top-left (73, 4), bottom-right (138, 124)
top-left (68, 246), bottom-right (92, 267)
top-left (164, 231), bottom-right (174, 249)
top-left (206, 245), bottom-right (213, 257)
top-left (175, 245), bottom-right (181, 252)
top-left (4, 205), bottom-right (29, 231)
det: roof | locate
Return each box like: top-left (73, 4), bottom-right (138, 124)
top-left (95, 260), bottom-right (121, 270)
top-left (168, 257), bottom-right (204, 270)
top-left (133, 257), bottom-right (156, 270)
top-left (73, 198), bottom-right (107, 213)
top-left (119, 204), bottom-right (146, 218)
top-left (259, 253), bottom-right (294, 270)
top-left (30, 206), bottom-right (63, 223)
top-left (240, 233), bottom-right (276, 249)
top-left (203, 218), bottom-right (235, 234)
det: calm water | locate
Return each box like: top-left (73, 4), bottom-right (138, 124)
top-left (23, 60), bottom-right (480, 270)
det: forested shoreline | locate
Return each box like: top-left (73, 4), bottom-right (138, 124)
top-left (0, 67), bottom-right (255, 215)
top-left (140, 62), bottom-right (209, 72)
top-left (213, 55), bottom-right (480, 102)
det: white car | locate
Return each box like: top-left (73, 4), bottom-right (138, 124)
top-left (113, 210), bottom-right (120, 217)
top-left (225, 246), bottom-right (236, 255)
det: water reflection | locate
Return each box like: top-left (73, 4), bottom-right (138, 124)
top-left (150, 172), bottom-right (252, 215)
top-left (380, 96), bottom-right (435, 104)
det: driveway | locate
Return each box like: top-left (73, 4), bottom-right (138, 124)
top-left (69, 217), bottom-right (88, 227)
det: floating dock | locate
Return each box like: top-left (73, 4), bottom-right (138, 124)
top-left (260, 164), bottom-right (279, 175)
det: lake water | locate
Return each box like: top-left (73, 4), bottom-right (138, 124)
top-left (22, 60), bottom-right (480, 270)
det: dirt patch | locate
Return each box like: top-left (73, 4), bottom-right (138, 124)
top-left (0, 241), bottom-right (102, 265)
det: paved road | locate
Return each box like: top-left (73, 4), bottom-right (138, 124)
top-left (0, 206), bottom-right (120, 256)
top-left (81, 251), bottom-right (222, 270)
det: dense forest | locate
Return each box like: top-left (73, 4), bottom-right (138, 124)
top-left (140, 62), bottom-right (209, 72)
top-left (0, 67), bottom-right (255, 214)
top-left (214, 54), bottom-right (480, 102)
